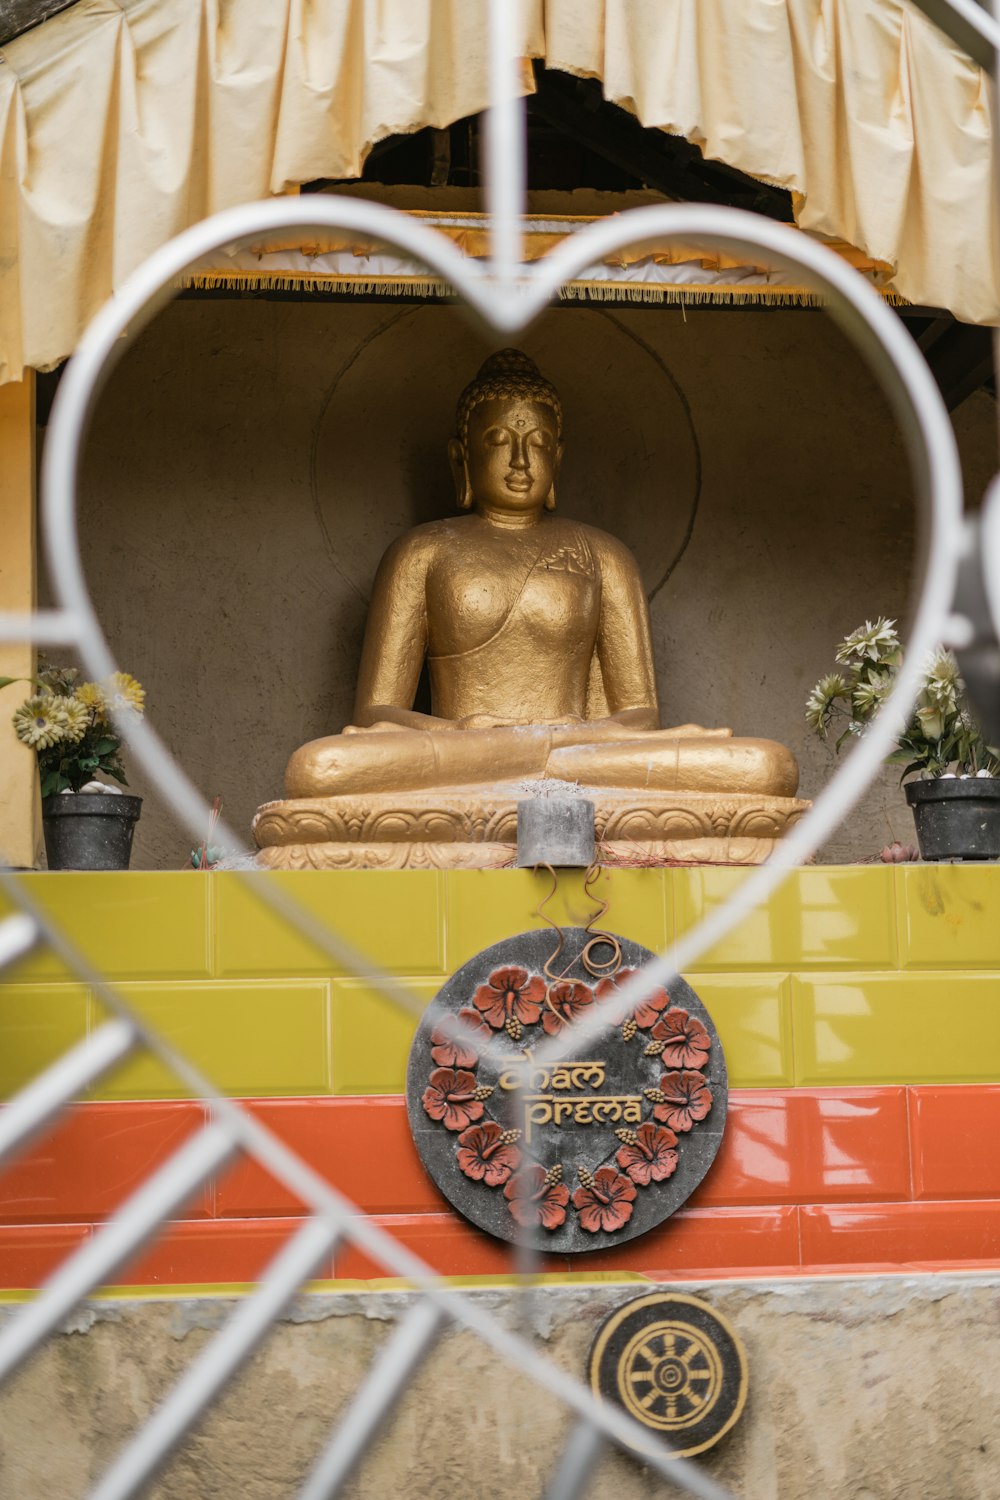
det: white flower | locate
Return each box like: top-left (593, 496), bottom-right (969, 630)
top-left (12, 694), bottom-right (69, 750)
top-left (835, 618), bottom-right (899, 666)
top-left (852, 670), bottom-right (891, 718)
top-left (805, 672), bottom-right (849, 732)
top-left (922, 648), bottom-right (961, 711)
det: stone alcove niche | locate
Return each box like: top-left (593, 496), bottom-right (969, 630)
top-left (56, 294), bottom-right (996, 868)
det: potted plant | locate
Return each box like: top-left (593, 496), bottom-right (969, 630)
top-left (806, 618), bottom-right (1000, 861)
top-left (5, 664), bottom-right (145, 870)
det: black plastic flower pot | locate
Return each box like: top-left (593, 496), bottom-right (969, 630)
top-left (41, 793), bottom-right (142, 871)
top-left (904, 778), bottom-right (1000, 862)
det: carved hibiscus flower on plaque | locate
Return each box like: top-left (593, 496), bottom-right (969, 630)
top-left (503, 1163), bottom-right (570, 1229)
top-left (421, 1068), bottom-right (491, 1132)
top-left (413, 938), bottom-right (724, 1247)
top-left (456, 1121), bottom-right (521, 1187)
top-left (572, 1166), bottom-right (638, 1233)
top-left (541, 979), bottom-right (594, 1035)
top-left (473, 966), bottom-right (546, 1040)
top-left (595, 967), bottom-right (671, 1031)
top-left (648, 1070), bottom-right (714, 1133)
top-left (615, 1121), bottom-right (679, 1186)
top-left (430, 1008), bottom-right (491, 1069)
top-left (646, 1009), bottom-right (711, 1069)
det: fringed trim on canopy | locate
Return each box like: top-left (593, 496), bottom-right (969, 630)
top-left (180, 269), bottom-right (910, 310)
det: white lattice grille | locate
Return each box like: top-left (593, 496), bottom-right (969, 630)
top-left (0, 2), bottom-right (993, 1495)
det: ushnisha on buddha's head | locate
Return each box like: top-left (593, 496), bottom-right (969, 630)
top-left (448, 349), bottom-right (565, 520)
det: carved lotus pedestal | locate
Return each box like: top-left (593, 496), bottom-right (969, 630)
top-left (252, 785), bottom-right (810, 870)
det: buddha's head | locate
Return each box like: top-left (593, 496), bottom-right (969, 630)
top-left (449, 349), bottom-right (564, 518)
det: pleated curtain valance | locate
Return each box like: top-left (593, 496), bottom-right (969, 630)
top-left (0, 0), bottom-right (995, 385)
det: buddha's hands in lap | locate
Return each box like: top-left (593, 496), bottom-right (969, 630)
top-left (342, 721), bottom-right (414, 735)
top-left (660, 724), bottom-right (734, 739)
top-left (548, 719), bottom-right (735, 746)
top-left (342, 717), bottom-right (734, 747)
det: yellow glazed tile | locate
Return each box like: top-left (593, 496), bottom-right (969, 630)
top-left (445, 868), bottom-right (669, 970)
top-left (896, 865), bottom-right (1000, 969)
top-left (673, 866), bottom-right (896, 972)
top-left (213, 871), bottom-right (443, 978)
top-left (331, 976), bottom-right (444, 1094)
top-left (683, 973), bottom-right (793, 1087)
top-left (791, 972), bottom-right (1000, 1086)
top-left (0, 873), bottom-right (211, 981)
top-left (0, 983), bottom-right (89, 1099)
top-left (91, 981), bottom-right (330, 1099)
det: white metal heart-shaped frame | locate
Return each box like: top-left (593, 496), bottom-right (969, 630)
top-left (0, 10), bottom-right (975, 1493)
top-left (36, 191), bottom-right (963, 1063)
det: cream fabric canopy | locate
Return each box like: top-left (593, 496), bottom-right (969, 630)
top-left (0, 0), bottom-right (996, 384)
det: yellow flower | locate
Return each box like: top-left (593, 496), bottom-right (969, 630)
top-left (12, 695), bottom-right (69, 750)
top-left (76, 681), bottom-right (105, 711)
top-left (60, 696), bottom-right (90, 744)
top-left (104, 672), bottom-right (145, 715)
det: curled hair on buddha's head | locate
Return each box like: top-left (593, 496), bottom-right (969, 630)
top-left (454, 348), bottom-right (563, 450)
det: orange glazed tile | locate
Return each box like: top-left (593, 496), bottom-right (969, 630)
top-left (334, 1213), bottom-right (567, 1280)
top-left (570, 1206), bottom-right (800, 1277)
top-left (0, 1224), bottom-right (90, 1288)
top-left (909, 1086), bottom-right (1000, 1199)
top-left (210, 1090), bottom-right (911, 1223)
top-left (0, 1101), bottom-right (209, 1224)
top-left (117, 1218), bottom-right (322, 1286)
top-left (215, 1098), bottom-right (442, 1218)
top-left (799, 1201), bottom-right (1000, 1266)
top-left (692, 1088), bottom-right (909, 1208)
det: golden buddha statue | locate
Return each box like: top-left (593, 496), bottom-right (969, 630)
top-left (254, 350), bottom-right (807, 869)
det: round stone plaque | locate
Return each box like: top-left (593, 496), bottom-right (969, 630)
top-left (405, 928), bottom-right (728, 1253)
top-left (588, 1291), bottom-right (748, 1455)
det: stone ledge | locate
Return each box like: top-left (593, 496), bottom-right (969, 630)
top-left (2, 1274), bottom-right (997, 1498)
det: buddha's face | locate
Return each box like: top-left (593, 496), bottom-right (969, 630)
top-left (452, 397), bottom-right (562, 517)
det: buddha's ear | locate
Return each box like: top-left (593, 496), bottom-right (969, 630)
top-left (448, 438), bottom-right (472, 510)
top-left (544, 440), bottom-right (565, 512)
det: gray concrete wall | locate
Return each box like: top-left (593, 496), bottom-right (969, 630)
top-left (45, 298), bottom-right (996, 868)
top-left (1, 1274), bottom-right (997, 1497)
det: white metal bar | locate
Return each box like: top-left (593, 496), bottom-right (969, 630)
top-left (296, 1299), bottom-right (444, 1500)
top-left (543, 1419), bottom-right (605, 1500)
top-left (0, 609), bottom-right (81, 643)
top-left (484, 0), bottom-right (526, 281)
top-left (0, 1020), bottom-right (136, 1169)
top-left (89, 1216), bottom-right (339, 1500)
top-left (0, 1122), bottom-right (236, 1383)
top-left (0, 913), bottom-right (38, 971)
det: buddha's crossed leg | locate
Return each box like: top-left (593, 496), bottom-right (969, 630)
top-left (285, 723), bottom-right (798, 799)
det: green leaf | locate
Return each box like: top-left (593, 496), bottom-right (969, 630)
top-left (40, 769), bottom-right (69, 798)
top-left (93, 738), bottom-right (117, 756)
top-left (897, 761), bottom-right (926, 785)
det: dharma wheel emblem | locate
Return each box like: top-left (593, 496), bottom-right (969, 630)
top-left (588, 1292), bottom-right (749, 1455)
top-left (405, 928), bottom-right (728, 1252)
